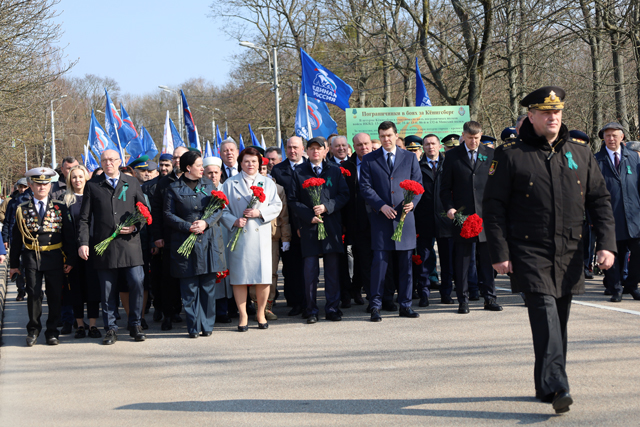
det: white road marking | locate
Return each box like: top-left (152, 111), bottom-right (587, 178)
top-left (495, 286), bottom-right (640, 316)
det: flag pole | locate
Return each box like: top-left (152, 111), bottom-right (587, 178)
top-left (304, 92), bottom-right (313, 138)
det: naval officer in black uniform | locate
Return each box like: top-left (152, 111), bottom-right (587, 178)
top-left (10, 168), bottom-right (76, 346)
top-left (483, 86), bottom-right (616, 414)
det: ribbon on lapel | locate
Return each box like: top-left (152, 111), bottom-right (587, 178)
top-left (477, 153), bottom-right (487, 162)
top-left (195, 186), bottom-right (208, 196)
top-left (565, 152), bottom-right (578, 170)
top-left (118, 182), bottom-right (129, 201)
top-left (627, 165), bottom-right (633, 175)
top-left (326, 176), bottom-right (333, 187)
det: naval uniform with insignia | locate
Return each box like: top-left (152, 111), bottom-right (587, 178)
top-left (483, 86), bottom-right (616, 412)
top-left (10, 170), bottom-right (76, 344)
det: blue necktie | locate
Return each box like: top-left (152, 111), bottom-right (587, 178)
top-left (38, 201), bottom-right (45, 220)
top-left (110, 178), bottom-right (117, 188)
top-left (387, 152), bottom-right (393, 171)
top-left (314, 166), bottom-right (320, 177)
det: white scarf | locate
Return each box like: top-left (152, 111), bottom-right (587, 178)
top-left (241, 170), bottom-right (258, 188)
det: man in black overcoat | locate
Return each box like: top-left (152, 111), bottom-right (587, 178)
top-left (440, 121), bottom-right (502, 314)
top-left (78, 149), bottom-right (149, 345)
top-left (483, 86), bottom-right (616, 413)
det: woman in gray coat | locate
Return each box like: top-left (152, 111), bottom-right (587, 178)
top-left (164, 150), bottom-right (229, 338)
top-left (221, 147), bottom-right (282, 331)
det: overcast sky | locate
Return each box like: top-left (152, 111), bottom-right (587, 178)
top-left (56, 0), bottom-right (238, 95)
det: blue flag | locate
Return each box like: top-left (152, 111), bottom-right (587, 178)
top-left (170, 118), bottom-right (185, 148)
top-left (248, 124), bottom-right (260, 148)
top-left (300, 48), bottom-right (353, 110)
top-left (239, 134), bottom-right (245, 151)
top-left (83, 145), bottom-right (99, 172)
top-left (142, 126), bottom-right (158, 160)
top-left (224, 130), bottom-right (228, 139)
top-left (295, 91), bottom-right (338, 140)
top-left (120, 103), bottom-right (139, 140)
top-left (216, 125), bottom-right (223, 146)
top-left (104, 90), bottom-right (138, 147)
top-left (88, 110), bottom-right (118, 159)
top-left (180, 90), bottom-right (199, 148)
top-left (281, 138), bottom-right (286, 160)
top-left (204, 140), bottom-right (213, 158)
top-left (125, 134), bottom-right (145, 165)
top-left (415, 58), bottom-right (432, 107)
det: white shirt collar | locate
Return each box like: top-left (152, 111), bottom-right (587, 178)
top-left (382, 145), bottom-right (397, 156)
top-left (35, 197), bottom-right (48, 208)
top-left (605, 146), bottom-right (622, 157)
top-left (289, 159), bottom-right (304, 169)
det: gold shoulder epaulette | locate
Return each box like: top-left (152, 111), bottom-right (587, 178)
top-left (570, 137), bottom-right (587, 145)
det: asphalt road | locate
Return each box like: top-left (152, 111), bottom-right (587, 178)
top-left (1, 272), bottom-right (639, 426)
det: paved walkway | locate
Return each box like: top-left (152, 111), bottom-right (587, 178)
top-left (1, 273), bottom-right (639, 426)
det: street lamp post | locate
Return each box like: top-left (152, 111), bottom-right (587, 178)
top-left (159, 85), bottom-right (184, 141)
top-left (50, 95), bottom-right (67, 169)
top-left (239, 41), bottom-right (281, 147)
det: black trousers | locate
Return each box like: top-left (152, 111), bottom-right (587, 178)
top-left (68, 259), bottom-right (100, 320)
top-left (453, 240), bottom-right (496, 303)
top-left (25, 267), bottom-right (63, 338)
top-left (303, 253), bottom-right (341, 316)
top-left (161, 247), bottom-right (182, 317)
top-left (281, 232), bottom-right (305, 307)
top-left (603, 238), bottom-right (640, 294)
top-left (352, 242), bottom-right (372, 298)
top-left (415, 236), bottom-right (453, 300)
top-left (525, 292), bottom-right (572, 397)
top-left (150, 251), bottom-right (163, 310)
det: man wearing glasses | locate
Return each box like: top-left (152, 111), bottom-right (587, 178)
top-left (78, 149), bottom-right (150, 345)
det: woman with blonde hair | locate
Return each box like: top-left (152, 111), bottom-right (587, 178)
top-left (64, 165), bottom-right (102, 339)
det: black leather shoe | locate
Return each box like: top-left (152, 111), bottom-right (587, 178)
top-left (215, 314), bottom-right (232, 323)
top-left (258, 322), bottom-right (269, 329)
top-left (399, 307), bottom-right (420, 318)
top-left (353, 295), bottom-right (365, 305)
top-left (60, 322), bottom-right (73, 335)
top-left (201, 331), bottom-right (212, 336)
top-left (306, 315), bottom-right (318, 324)
top-left (26, 333), bottom-right (38, 347)
top-left (171, 314), bottom-right (183, 323)
top-left (288, 305), bottom-right (303, 316)
top-left (484, 298), bottom-right (503, 311)
top-left (419, 296), bottom-right (429, 307)
top-left (326, 312), bottom-right (342, 321)
top-left (628, 289), bottom-right (640, 300)
top-left (188, 332), bottom-right (199, 338)
top-left (103, 329), bottom-right (117, 345)
top-left (341, 299), bottom-right (352, 308)
top-left (140, 318), bottom-right (149, 330)
top-left (74, 327), bottom-right (86, 339)
top-left (610, 292), bottom-right (622, 302)
top-left (46, 336), bottom-right (59, 346)
top-left (301, 309), bottom-right (311, 319)
top-left (152, 310), bottom-right (163, 322)
top-left (237, 325), bottom-right (249, 332)
top-left (441, 296), bottom-right (455, 305)
top-left (536, 391), bottom-right (554, 403)
top-left (88, 327), bottom-right (102, 338)
top-left (604, 288), bottom-right (612, 296)
top-left (365, 304), bottom-right (373, 313)
top-left (412, 289), bottom-right (420, 300)
top-left (370, 308), bottom-right (382, 322)
top-left (16, 292), bottom-right (25, 301)
top-left (129, 325), bottom-right (146, 342)
top-left (458, 302), bottom-right (470, 314)
top-left (161, 318), bottom-right (172, 331)
top-left (381, 301), bottom-right (397, 311)
top-left (552, 390), bottom-right (573, 414)
top-left (469, 291), bottom-right (480, 301)
top-left (584, 268), bottom-right (594, 279)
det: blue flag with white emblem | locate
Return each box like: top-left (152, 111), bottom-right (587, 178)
top-left (180, 90), bottom-right (199, 148)
top-left (88, 110), bottom-right (119, 159)
top-left (300, 48), bottom-right (353, 110)
top-left (104, 90), bottom-right (138, 147)
top-left (294, 91), bottom-right (338, 140)
top-left (415, 57), bottom-right (432, 107)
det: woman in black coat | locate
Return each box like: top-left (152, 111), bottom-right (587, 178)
top-left (164, 151), bottom-right (228, 338)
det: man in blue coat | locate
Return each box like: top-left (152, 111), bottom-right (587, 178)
top-left (359, 121), bottom-right (422, 322)
top-left (595, 122), bottom-right (640, 302)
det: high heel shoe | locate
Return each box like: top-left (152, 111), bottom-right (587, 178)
top-left (237, 325), bottom-right (249, 332)
top-left (258, 322), bottom-right (269, 329)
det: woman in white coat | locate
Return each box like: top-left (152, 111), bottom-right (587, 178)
top-left (221, 147), bottom-right (282, 331)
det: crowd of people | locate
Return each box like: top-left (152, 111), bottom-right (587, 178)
top-left (1, 86), bottom-right (639, 414)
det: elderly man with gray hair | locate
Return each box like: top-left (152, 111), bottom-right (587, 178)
top-left (594, 122), bottom-right (640, 302)
top-left (220, 138), bottom-right (239, 183)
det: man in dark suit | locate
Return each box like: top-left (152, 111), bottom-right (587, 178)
top-left (220, 138), bottom-right (239, 183)
top-left (10, 168), bottom-right (76, 346)
top-left (594, 122), bottom-right (640, 302)
top-left (271, 136), bottom-right (307, 316)
top-left (440, 121), bottom-right (502, 314)
top-left (78, 149), bottom-right (149, 345)
top-left (360, 121), bottom-right (422, 322)
top-left (289, 137), bottom-right (350, 323)
top-left (415, 134), bottom-right (455, 306)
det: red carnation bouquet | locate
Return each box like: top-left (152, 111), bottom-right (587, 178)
top-left (391, 180), bottom-right (425, 242)
top-left (228, 184), bottom-right (266, 251)
top-left (95, 201), bottom-right (152, 256)
top-left (340, 167), bottom-right (351, 177)
top-left (412, 254), bottom-right (423, 265)
top-left (302, 177), bottom-right (327, 240)
top-left (442, 207), bottom-right (484, 239)
top-left (178, 190), bottom-right (229, 257)
top-left (215, 269), bottom-right (230, 283)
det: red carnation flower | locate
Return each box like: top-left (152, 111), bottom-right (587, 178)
top-left (211, 190), bottom-right (229, 208)
top-left (302, 177), bottom-right (326, 189)
top-left (250, 186), bottom-right (266, 203)
top-left (340, 167), bottom-right (351, 177)
top-left (460, 213), bottom-right (483, 239)
top-left (399, 180), bottom-right (425, 195)
top-left (391, 180), bottom-right (425, 242)
top-left (412, 255), bottom-right (423, 265)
